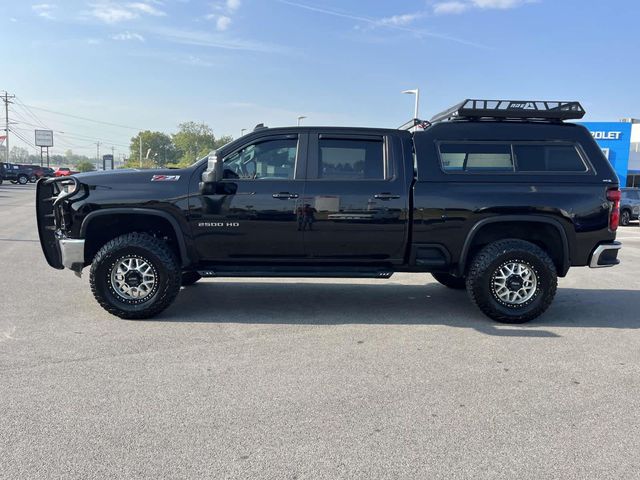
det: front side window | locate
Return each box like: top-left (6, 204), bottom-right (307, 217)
top-left (223, 137), bottom-right (298, 180)
top-left (514, 144), bottom-right (587, 172)
top-left (439, 143), bottom-right (513, 172)
top-left (318, 138), bottom-right (385, 180)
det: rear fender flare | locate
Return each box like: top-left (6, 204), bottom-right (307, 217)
top-left (458, 215), bottom-right (570, 276)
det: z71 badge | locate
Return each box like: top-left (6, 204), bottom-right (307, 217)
top-left (151, 175), bottom-right (181, 182)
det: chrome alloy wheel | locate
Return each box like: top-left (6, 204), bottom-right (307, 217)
top-left (110, 256), bottom-right (157, 301)
top-left (491, 261), bottom-right (538, 306)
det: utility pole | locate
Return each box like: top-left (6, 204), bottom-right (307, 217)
top-left (96, 141), bottom-right (101, 170)
top-left (2, 91), bottom-right (16, 164)
top-left (111, 146), bottom-right (115, 170)
top-left (139, 136), bottom-right (142, 168)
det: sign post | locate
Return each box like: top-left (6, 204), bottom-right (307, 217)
top-left (102, 154), bottom-right (114, 171)
top-left (35, 130), bottom-right (54, 168)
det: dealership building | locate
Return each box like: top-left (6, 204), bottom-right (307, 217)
top-left (579, 120), bottom-right (640, 187)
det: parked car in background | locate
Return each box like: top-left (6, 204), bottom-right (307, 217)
top-left (0, 162), bottom-right (32, 185)
top-left (53, 167), bottom-right (79, 177)
top-left (620, 188), bottom-right (640, 226)
top-left (26, 165), bottom-right (55, 182)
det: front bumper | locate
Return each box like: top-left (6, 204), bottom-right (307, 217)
top-left (589, 241), bottom-right (622, 268)
top-left (36, 177), bottom-right (84, 272)
top-left (59, 238), bottom-right (85, 272)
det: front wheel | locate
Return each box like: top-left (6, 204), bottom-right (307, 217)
top-left (29, 175), bottom-right (37, 183)
top-left (466, 239), bottom-right (557, 324)
top-left (17, 174), bottom-right (29, 185)
top-left (90, 232), bottom-right (181, 319)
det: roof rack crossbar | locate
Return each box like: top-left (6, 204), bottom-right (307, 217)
top-left (430, 99), bottom-right (586, 123)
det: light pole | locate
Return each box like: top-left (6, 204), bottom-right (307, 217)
top-left (402, 89), bottom-right (420, 119)
top-left (241, 128), bottom-right (247, 136)
top-left (297, 116), bottom-right (306, 126)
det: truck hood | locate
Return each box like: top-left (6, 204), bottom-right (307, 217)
top-left (73, 167), bottom-right (192, 186)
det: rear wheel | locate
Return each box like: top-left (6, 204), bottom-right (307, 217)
top-left (17, 174), bottom-right (28, 185)
top-left (466, 239), bottom-right (557, 324)
top-left (620, 210), bottom-right (631, 226)
top-left (29, 175), bottom-right (37, 183)
top-left (90, 232), bottom-right (181, 319)
top-left (431, 272), bottom-right (466, 289)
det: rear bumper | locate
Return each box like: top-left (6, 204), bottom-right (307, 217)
top-left (589, 241), bottom-right (622, 268)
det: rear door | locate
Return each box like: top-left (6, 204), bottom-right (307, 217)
top-left (301, 131), bottom-right (409, 263)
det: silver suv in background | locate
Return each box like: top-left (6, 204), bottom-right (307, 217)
top-left (621, 188), bottom-right (640, 226)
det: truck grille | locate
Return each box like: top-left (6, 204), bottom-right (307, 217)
top-left (36, 179), bottom-right (64, 269)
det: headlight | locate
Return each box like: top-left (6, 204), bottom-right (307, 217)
top-left (62, 182), bottom-right (77, 194)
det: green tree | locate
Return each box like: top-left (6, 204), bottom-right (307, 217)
top-left (172, 122), bottom-right (232, 167)
top-left (9, 146), bottom-right (29, 163)
top-left (76, 161), bottom-right (96, 172)
top-left (127, 131), bottom-right (177, 168)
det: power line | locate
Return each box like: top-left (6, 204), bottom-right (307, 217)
top-left (20, 103), bottom-right (142, 130)
top-left (14, 97), bottom-right (49, 129)
top-left (10, 119), bottom-right (130, 148)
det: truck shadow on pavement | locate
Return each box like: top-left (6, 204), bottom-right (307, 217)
top-left (164, 282), bottom-right (640, 337)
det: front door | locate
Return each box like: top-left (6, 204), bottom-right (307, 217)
top-left (301, 132), bottom-right (409, 263)
top-left (192, 133), bottom-right (306, 261)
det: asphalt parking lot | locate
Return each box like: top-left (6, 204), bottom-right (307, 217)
top-left (1, 182), bottom-right (639, 479)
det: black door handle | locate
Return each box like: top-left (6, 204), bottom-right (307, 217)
top-left (374, 193), bottom-right (400, 200)
top-left (273, 192), bottom-right (299, 199)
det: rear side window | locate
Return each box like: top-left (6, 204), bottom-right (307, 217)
top-left (318, 138), bottom-right (385, 180)
top-left (439, 142), bottom-right (589, 174)
top-left (514, 144), bottom-right (587, 172)
top-left (439, 143), bottom-right (513, 172)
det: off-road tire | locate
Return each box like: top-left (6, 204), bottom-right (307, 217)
top-left (90, 232), bottom-right (181, 319)
top-left (466, 239), bottom-right (557, 324)
top-left (181, 271), bottom-right (202, 286)
top-left (17, 174), bottom-right (29, 185)
top-left (620, 210), bottom-right (631, 226)
top-left (431, 272), bottom-right (466, 289)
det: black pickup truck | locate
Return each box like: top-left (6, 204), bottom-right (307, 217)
top-left (36, 99), bottom-right (622, 323)
top-left (0, 162), bottom-right (32, 185)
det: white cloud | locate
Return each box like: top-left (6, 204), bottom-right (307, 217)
top-left (472, 0), bottom-right (531, 8)
top-left (112, 31), bottom-right (145, 41)
top-left (10, 17), bottom-right (18, 22)
top-left (226, 0), bottom-right (241, 11)
top-left (32, 3), bottom-right (56, 19)
top-left (205, 0), bottom-right (240, 30)
top-left (127, 2), bottom-right (166, 16)
top-left (377, 12), bottom-right (422, 27)
top-left (216, 15), bottom-right (231, 31)
top-left (434, 0), bottom-right (535, 14)
top-left (89, 4), bottom-right (138, 23)
top-left (88, 2), bottom-right (167, 23)
top-left (433, 2), bottom-right (469, 15)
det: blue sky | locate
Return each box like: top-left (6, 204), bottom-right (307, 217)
top-left (2, 0), bottom-right (640, 158)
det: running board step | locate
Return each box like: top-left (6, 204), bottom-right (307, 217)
top-left (197, 267), bottom-right (393, 279)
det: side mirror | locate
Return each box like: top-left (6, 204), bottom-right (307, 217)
top-left (199, 153), bottom-right (223, 194)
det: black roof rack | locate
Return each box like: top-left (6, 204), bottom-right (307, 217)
top-left (430, 99), bottom-right (586, 123)
top-left (398, 118), bottom-right (432, 131)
